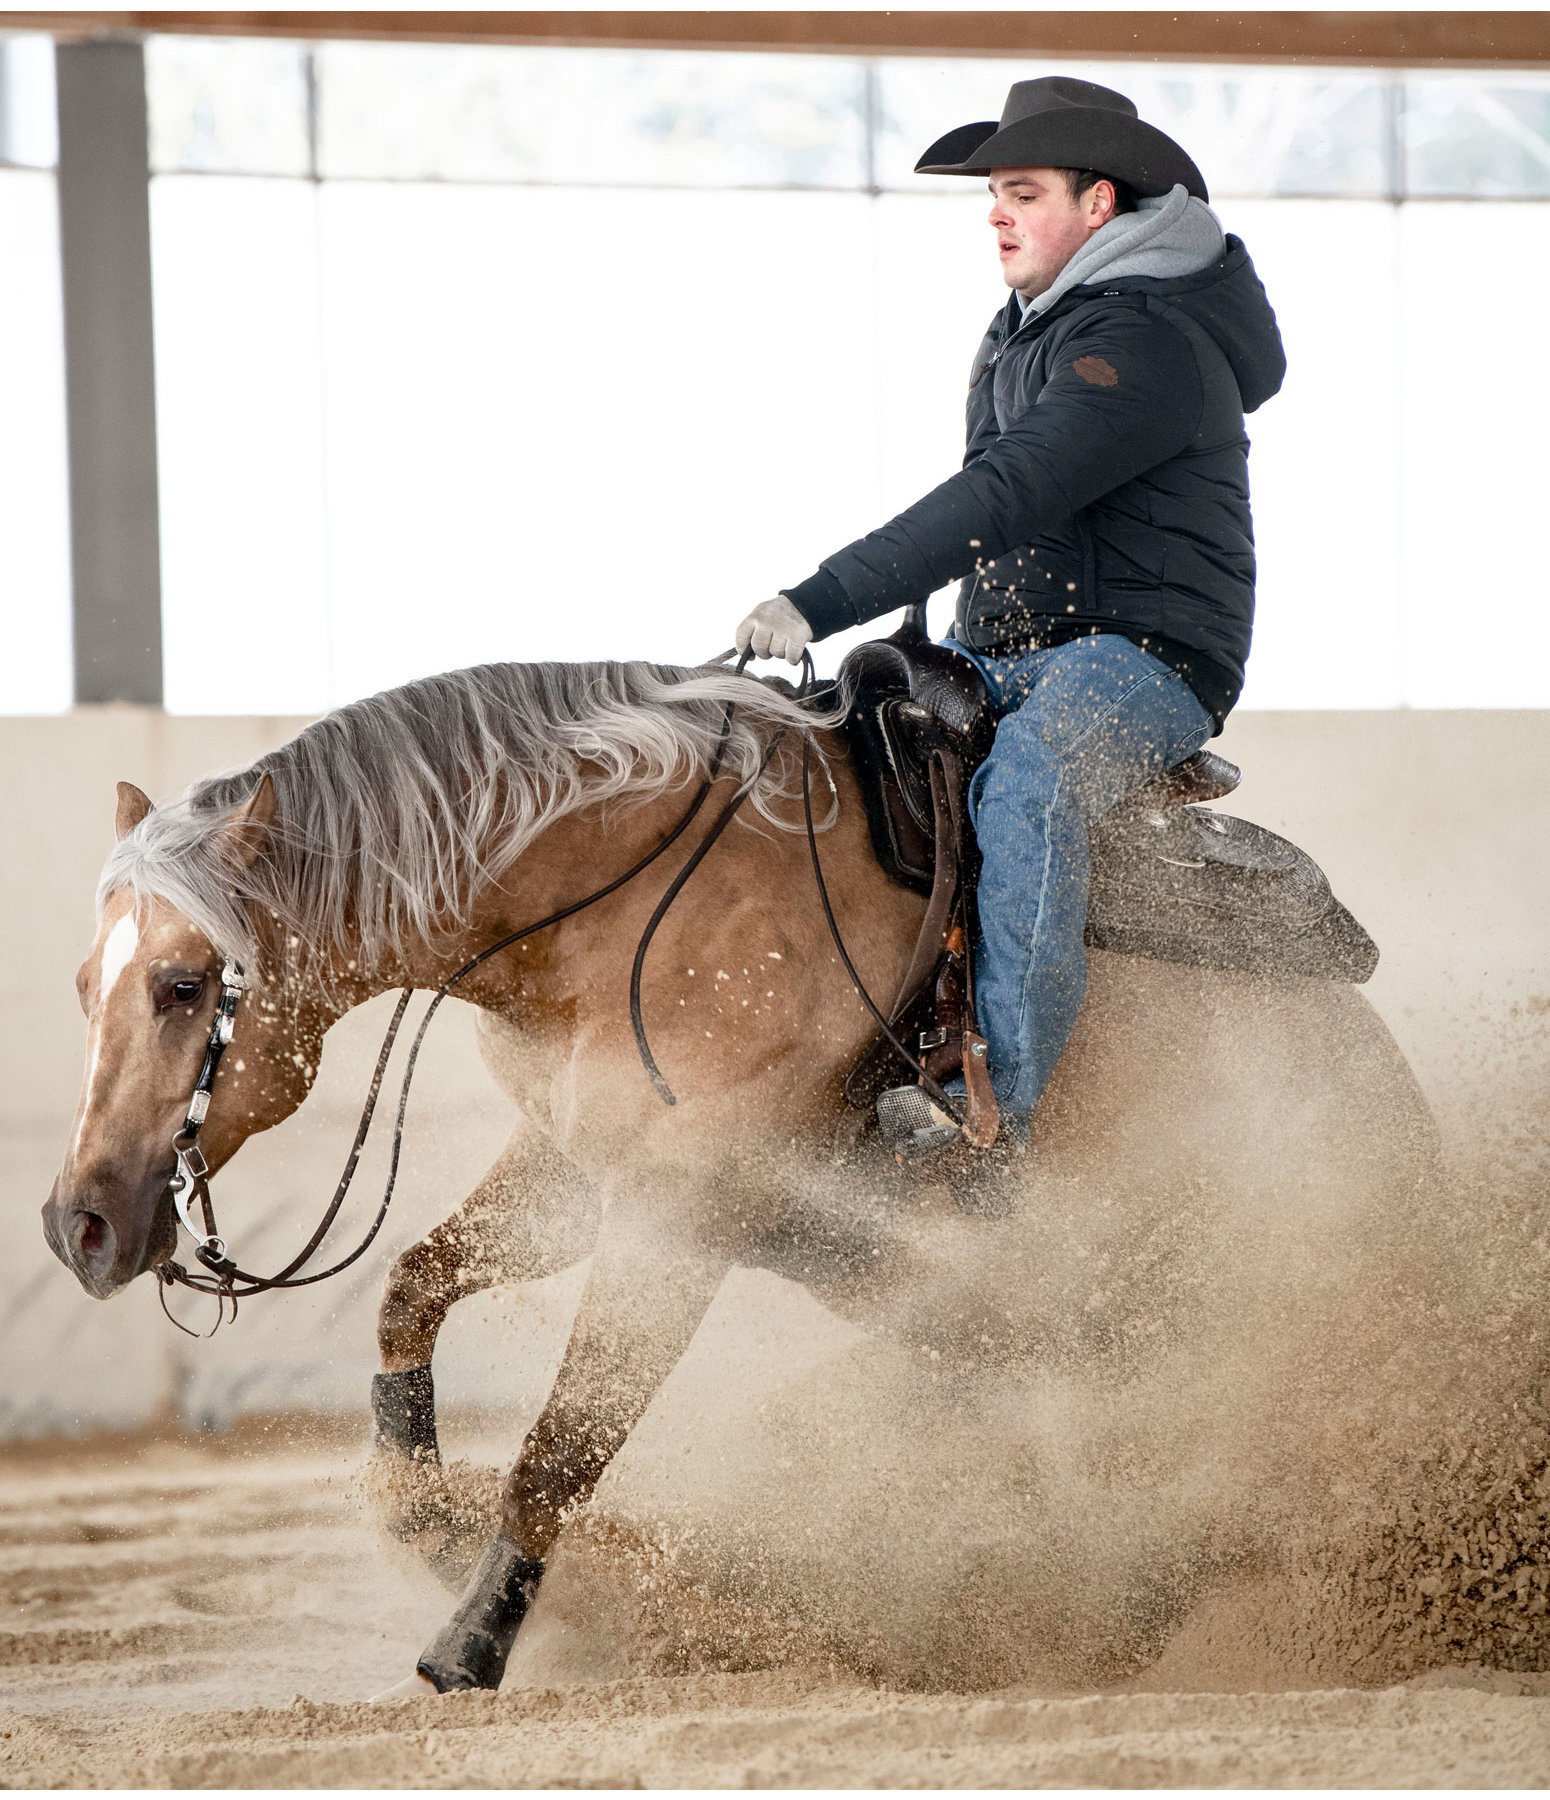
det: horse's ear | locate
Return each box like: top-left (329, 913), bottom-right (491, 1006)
top-left (115, 781), bottom-right (153, 841)
top-left (220, 773), bottom-right (278, 870)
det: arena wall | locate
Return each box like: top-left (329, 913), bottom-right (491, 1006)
top-left (4, 704), bottom-right (1548, 1438)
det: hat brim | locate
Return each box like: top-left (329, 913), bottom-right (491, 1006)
top-left (913, 120), bottom-right (999, 173)
top-left (915, 112), bottom-right (1207, 202)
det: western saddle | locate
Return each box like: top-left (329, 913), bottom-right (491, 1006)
top-left (836, 604), bottom-right (1247, 1152)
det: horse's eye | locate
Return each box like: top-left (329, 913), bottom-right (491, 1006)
top-left (170, 979), bottom-right (204, 1006)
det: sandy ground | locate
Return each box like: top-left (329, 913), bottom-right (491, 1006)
top-left (2, 1423), bottom-right (1547, 1789)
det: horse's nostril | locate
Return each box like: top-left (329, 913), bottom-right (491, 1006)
top-left (79, 1212), bottom-right (107, 1260)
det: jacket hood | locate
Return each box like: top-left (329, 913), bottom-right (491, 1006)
top-left (1132, 235), bottom-right (1286, 413)
top-left (1023, 188), bottom-right (1287, 414)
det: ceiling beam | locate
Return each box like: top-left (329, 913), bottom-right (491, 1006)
top-left (5, 11), bottom-right (1550, 69)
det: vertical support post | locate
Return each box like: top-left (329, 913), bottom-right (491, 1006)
top-left (1382, 72), bottom-right (1406, 206)
top-left (55, 37), bottom-right (163, 706)
top-left (860, 58), bottom-right (880, 196)
top-left (1383, 73), bottom-right (1408, 705)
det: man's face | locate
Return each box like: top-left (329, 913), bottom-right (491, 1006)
top-left (987, 167), bottom-right (1117, 300)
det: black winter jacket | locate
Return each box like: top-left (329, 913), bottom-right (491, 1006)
top-left (784, 237), bottom-right (1286, 727)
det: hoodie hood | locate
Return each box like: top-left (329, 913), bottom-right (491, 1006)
top-left (1023, 184), bottom-right (1225, 318)
top-left (1022, 183), bottom-right (1286, 414)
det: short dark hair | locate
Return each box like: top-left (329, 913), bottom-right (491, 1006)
top-left (1055, 168), bottom-right (1139, 216)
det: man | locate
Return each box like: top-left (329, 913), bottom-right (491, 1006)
top-left (736, 76), bottom-right (1285, 1159)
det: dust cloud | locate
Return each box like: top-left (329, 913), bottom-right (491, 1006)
top-left (366, 1001), bottom-right (1550, 1704)
top-left (5, 996), bottom-right (1549, 1785)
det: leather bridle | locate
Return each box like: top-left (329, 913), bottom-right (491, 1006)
top-left (156, 652), bottom-right (959, 1334)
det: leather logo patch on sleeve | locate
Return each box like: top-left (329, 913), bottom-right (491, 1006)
top-left (1072, 355), bottom-right (1119, 388)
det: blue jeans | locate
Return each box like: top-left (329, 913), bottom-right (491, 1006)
top-left (946, 633), bottom-right (1213, 1132)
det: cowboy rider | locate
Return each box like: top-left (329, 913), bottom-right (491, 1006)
top-left (736, 76), bottom-right (1286, 1160)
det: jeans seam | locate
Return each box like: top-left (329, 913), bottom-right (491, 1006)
top-left (1004, 758), bottom-right (1065, 1096)
top-left (1059, 667), bottom-right (1183, 766)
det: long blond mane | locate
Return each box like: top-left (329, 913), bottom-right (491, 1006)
top-left (98, 660), bottom-right (827, 976)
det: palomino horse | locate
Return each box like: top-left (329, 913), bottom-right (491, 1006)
top-left (44, 659), bottom-right (1436, 1694)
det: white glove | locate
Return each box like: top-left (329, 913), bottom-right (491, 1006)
top-left (735, 596), bottom-right (813, 665)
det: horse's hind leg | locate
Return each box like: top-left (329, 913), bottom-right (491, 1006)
top-left (371, 1120), bottom-right (600, 1463)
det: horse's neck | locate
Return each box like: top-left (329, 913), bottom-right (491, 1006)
top-left (341, 778), bottom-right (717, 1001)
top-left (321, 735), bottom-right (922, 1019)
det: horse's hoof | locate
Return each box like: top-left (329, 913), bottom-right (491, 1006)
top-left (370, 1670), bottom-right (442, 1703)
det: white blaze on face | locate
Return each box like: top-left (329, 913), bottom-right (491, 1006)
top-left (74, 911), bottom-right (140, 1155)
top-left (99, 911), bottom-right (140, 1000)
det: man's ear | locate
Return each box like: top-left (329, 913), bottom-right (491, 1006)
top-left (219, 772), bottom-right (278, 870)
top-left (115, 781), bottom-right (153, 841)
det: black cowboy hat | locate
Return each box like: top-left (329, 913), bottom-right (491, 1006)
top-left (915, 75), bottom-right (1208, 201)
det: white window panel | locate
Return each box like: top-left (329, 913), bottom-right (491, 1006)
top-left (144, 34), bottom-right (312, 176)
top-left (1398, 202), bottom-right (1550, 707)
top-left (0, 33), bottom-right (58, 168)
top-left (1405, 73), bottom-right (1550, 198)
top-left (0, 168), bottom-right (70, 714)
top-left (872, 189), bottom-right (1002, 517)
top-left (152, 176), bottom-right (329, 715)
top-left (1228, 199), bottom-right (1403, 709)
top-left (1128, 68), bottom-right (1389, 200)
top-left (316, 42), bottom-right (866, 189)
top-left (862, 188), bottom-right (1009, 646)
top-left (315, 182), bottom-right (876, 701)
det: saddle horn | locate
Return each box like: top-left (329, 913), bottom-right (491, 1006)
top-left (897, 602), bottom-right (930, 643)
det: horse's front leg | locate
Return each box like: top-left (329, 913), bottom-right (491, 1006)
top-left (371, 1120), bottom-right (601, 1465)
top-left (404, 1194), bottom-right (730, 1694)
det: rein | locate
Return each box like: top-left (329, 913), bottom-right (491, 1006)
top-left (157, 650), bottom-right (959, 1335)
top-left (159, 655), bottom-right (799, 1328)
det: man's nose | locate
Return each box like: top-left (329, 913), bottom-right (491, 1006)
top-left (988, 201), bottom-right (1012, 230)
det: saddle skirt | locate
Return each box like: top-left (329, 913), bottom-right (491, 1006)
top-left (838, 613), bottom-right (1377, 987)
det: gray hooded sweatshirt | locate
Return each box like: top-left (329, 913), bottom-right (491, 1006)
top-left (1019, 183), bottom-right (1227, 319)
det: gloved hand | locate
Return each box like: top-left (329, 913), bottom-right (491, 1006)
top-left (734, 596), bottom-right (813, 665)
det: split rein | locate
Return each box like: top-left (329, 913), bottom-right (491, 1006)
top-left (157, 652), bottom-right (962, 1335)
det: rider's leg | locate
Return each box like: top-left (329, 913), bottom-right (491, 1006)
top-left (968, 635), bottom-right (1213, 1133)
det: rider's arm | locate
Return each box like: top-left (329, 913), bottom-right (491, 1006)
top-left (781, 304), bottom-right (1206, 641)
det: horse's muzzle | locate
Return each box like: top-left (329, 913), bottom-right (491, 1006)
top-left (42, 1177), bottom-right (178, 1299)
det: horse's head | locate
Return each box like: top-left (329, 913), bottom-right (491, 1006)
top-left (44, 775), bottom-right (322, 1298)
